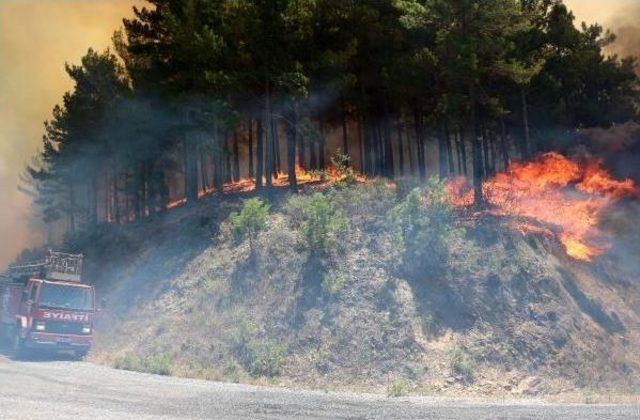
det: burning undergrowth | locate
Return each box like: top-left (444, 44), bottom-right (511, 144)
top-left (447, 152), bottom-right (639, 262)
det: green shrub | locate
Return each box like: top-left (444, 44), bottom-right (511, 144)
top-left (228, 198), bottom-right (270, 252)
top-left (450, 347), bottom-right (474, 379)
top-left (321, 270), bottom-right (347, 295)
top-left (114, 352), bottom-right (173, 376)
top-left (231, 321), bottom-right (285, 378)
top-left (387, 177), bottom-right (465, 278)
top-left (387, 379), bottom-right (410, 397)
top-left (330, 149), bottom-right (357, 185)
top-left (299, 193), bottom-right (347, 255)
top-left (328, 181), bottom-right (396, 230)
top-left (113, 353), bottom-right (142, 372)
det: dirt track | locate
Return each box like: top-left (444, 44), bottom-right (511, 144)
top-left (0, 355), bottom-right (638, 419)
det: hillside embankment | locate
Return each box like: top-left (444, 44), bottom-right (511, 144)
top-left (77, 178), bottom-right (640, 400)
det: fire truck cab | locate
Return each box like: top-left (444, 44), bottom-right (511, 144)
top-left (0, 251), bottom-right (96, 359)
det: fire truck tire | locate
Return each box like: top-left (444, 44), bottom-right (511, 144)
top-left (74, 350), bottom-right (88, 360)
top-left (12, 331), bottom-right (27, 360)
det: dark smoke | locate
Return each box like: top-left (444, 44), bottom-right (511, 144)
top-left (575, 122), bottom-right (640, 183)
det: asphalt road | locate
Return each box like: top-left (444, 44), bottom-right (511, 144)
top-left (0, 355), bottom-right (638, 419)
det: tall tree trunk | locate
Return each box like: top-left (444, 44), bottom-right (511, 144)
top-left (273, 116), bottom-right (281, 176)
top-left (124, 175), bottom-right (131, 221)
top-left (145, 159), bottom-right (154, 218)
top-left (297, 124), bottom-right (305, 170)
top-left (309, 130), bottom-right (318, 170)
top-left (382, 101), bottom-right (394, 178)
top-left (213, 126), bottom-right (224, 192)
top-left (363, 119), bottom-right (373, 175)
top-left (224, 131), bottom-right (232, 183)
top-left (455, 130), bottom-right (463, 175)
top-left (104, 171), bottom-right (111, 224)
top-left (482, 125), bottom-right (490, 178)
top-left (89, 175), bottom-right (98, 226)
top-left (374, 122), bottom-right (383, 176)
top-left (438, 122), bottom-right (449, 179)
top-left (318, 119), bottom-right (326, 169)
top-left (469, 84), bottom-right (484, 207)
top-left (413, 108), bottom-right (426, 179)
top-left (233, 130), bottom-right (240, 182)
top-left (407, 123), bottom-right (415, 176)
top-left (445, 123), bottom-right (455, 175)
top-left (68, 183), bottom-right (76, 234)
top-left (286, 107), bottom-right (298, 190)
top-left (134, 161), bottom-right (145, 221)
top-left (489, 129), bottom-right (497, 176)
top-left (113, 173), bottom-right (121, 224)
top-left (265, 84), bottom-right (274, 189)
top-left (341, 102), bottom-right (349, 156)
top-left (358, 116), bottom-right (364, 173)
top-left (499, 118), bottom-right (510, 170)
top-left (520, 88), bottom-right (530, 159)
top-left (397, 121), bottom-right (405, 176)
top-left (200, 147), bottom-right (209, 192)
top-left (248, 119), bottom-right (255, 179)
top-left (184, 133), bottom-right (199, 205)
top-left (158, 169), bottom-right (169, 214)
top-left (256, 120), bottom-right (264, 190)
top-left (142, 160), bottom-right (149, 218)
top-left (459, 129), bottom-right (468, 176)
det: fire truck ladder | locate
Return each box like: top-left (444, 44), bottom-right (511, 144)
top-left (2, 251), bottom-right (84, 282)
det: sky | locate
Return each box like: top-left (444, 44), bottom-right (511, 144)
top-left (566, 0), bottom-right (639, 24)
top-left (0, 0), bottom-right (638, 268)
top-left (0, 0), bottom-right (141, 267)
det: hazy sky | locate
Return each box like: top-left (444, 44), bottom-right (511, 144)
top-left (0, 0), bottom-right (141, 267)
top-left (566, 0), bottom-right (639, 24)
top-left (0, 0), bottom-right (637, 268)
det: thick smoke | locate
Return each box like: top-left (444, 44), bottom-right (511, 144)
top-left (576, 122), bottom-right (640, 182)
top-left (564, 1), bottom-right (640, 71)
top-left (606, 3), bottom-right (640, 69)
top-left (0, 1), bottom-right (141, 268)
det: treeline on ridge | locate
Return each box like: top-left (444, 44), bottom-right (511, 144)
top-left (23, 0), bottom-right (639, 240)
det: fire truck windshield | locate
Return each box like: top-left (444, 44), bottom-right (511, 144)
top-left (39, 282), bottom-right (93, 311)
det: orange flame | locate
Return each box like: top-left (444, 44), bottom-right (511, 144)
top-left (164, 165), bottom-right (366, 210)
top-left (448, 152), bottom-right (638, 261)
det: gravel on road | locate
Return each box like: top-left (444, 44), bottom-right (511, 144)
top-left (0, 355), bottom-right (638, 419)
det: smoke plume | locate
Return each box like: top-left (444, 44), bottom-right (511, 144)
top-left (606, 3), bottom-right (640, 71)
top-left (0, 0), bottom-right (141, 269)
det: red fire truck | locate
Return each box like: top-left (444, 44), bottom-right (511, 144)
top-left (0, 251), bottom-right (97, 359)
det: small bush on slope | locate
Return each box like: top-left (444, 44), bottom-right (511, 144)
top-left (231, 320), bottom-right (285, 378)
top-left (450, 347), bottom-right (475, 380)
top-left (298, 192), bottom-right (348, 256)
top-left (228, 197), bottom-right (270, 253)
top-left (386, 178), bottom-right (466, 280)
top-left (114, 352), bottom-right (173, 376)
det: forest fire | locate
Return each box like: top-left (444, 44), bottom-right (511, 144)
top-left (447, 152), bottom-right (638, 261)
top-left (165, 164), bottom-right (362, 210)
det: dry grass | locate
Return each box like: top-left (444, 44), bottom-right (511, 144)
top-left (88, 183), bottom-right (640, 398)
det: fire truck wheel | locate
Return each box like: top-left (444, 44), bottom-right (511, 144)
top-left (74, 350), bottom-right (88, 360)
top-left (12, 332), bottom-right (27, 360)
